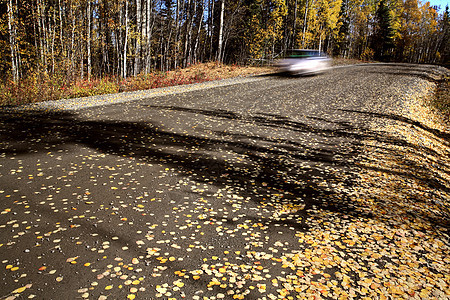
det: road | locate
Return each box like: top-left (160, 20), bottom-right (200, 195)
top-left (1, 64), bottom-right (449, 299)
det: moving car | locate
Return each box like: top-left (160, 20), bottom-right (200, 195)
top-left (275, 49), bottom-right (331, 75)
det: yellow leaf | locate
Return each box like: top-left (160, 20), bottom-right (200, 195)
top-left (12, 286), bottom-right (28, 293)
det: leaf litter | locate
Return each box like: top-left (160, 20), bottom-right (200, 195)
top-left (0, 64), bottom-right (449, 299)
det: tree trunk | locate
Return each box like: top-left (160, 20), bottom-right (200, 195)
top-left (7, 0), bottom-right (18, 81)
top-left (302, 0), bottom-right (309, 48)
top-left (37, 0), bottom-right (47, 69)
top-left (319, 34), bottom-right (322, 52)
top-left (186, 3), bottom-right (197, 65)
top-left (194, 4), bottom-right (204, 63)
top-left (217, 0), bottom-right (225, 62)
top-left (123, 0), bottom-right (129, 79)
top-left (174, 0), bottom-right (181, 69)
top-left (183, 0), bottom-right (192, 66)
top-left (51, 4), bottom-right (56, 75)
top-left (209, 0), bottom-right (215, 60)
top-left (135, 0), bottom-right (142, 76)
top-left (59, 0), bottom-right (64, 55)
top-left (293, 0), bottom-right (298, 48)
top-left (87, 0), bottom-right (92, 80)
top-left (145, 0), bottom-right (154, 73)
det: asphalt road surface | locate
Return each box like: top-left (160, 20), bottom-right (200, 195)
top-left (1, 64), bottom-right (449, 299)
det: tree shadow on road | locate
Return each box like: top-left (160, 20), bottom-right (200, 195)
top-left (1, 105), bottom-right (448, 235)
top-left (360, 63), bottom-right (449, 83)
top-left (339, 108), bottom-right (450, 143)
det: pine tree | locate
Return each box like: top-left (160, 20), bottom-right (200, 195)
top-left (374, 0), bottom-right (395, 61)
top-left (438, 5), bottom-right (449, 66)
top-left (334, 0), bottom-right (350, 56)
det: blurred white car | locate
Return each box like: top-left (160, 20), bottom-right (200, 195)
top-left (275, 49), bottom-right (331, 75)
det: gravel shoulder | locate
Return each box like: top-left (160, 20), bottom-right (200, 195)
top-left (3, 76), bottom-right (268, 112)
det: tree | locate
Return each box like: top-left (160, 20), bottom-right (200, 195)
top-left (374, 0), bottom-right (395, 60)
top-left (0, 0), bottom-right (446, 82)
top-left (7, 0), bottom-right (19, 81)
top-left (437, 5), bottom-right (449, 66)
top-left (334, 0), bottom-right (350, 56)
top-left (217, 0), bottom-right (225, 62)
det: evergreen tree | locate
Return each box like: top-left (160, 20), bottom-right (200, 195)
top-left (439, 5), bottom-right (449, 66)
top-left (374, 0), bottom-right (395, 61)
top-left (334, 0), bottom-right (350, 56)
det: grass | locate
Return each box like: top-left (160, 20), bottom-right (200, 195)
top-left (0, 62), bottom-right (272, 107)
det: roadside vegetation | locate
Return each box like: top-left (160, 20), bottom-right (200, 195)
top-left (0, 62), bottom-right (272, 106)
top-left (430, 76), bottom-right (450, 121)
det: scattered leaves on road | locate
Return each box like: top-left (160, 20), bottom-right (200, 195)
top-left (0, 65), bottom-right (448, 299)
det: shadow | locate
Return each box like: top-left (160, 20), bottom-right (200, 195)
top-left (1, 105), bottom-right (448, 236)
top-left (254, 71), bottom-right (320, 78)
top-left (363, 63), bottom-right (449, 83)
top-left (1, 103), bottom-right (449, 299)
top-left (339, 109), bottom-right (450, 146)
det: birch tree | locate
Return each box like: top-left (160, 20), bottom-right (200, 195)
top-left (7, 0), bottom-right (19, 81)
top-left (217, 0), bottom-right (225, 62)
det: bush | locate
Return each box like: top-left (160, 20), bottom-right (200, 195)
top-left (68, 78), bottom-right (119, 99)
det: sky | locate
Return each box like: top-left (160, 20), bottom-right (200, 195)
top-left (428, 0), bottom-right (449, 11)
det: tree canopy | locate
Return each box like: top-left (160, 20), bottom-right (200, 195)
top-left (0, 0), bottom-right (448, 82)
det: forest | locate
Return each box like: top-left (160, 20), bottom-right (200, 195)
top-left (0, 0), bottom-right (449, 83)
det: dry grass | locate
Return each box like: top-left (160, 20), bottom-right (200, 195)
top-left (0, 62), bottom-right (273, 107)
top-left (177, 62), bottom-right (273, 78)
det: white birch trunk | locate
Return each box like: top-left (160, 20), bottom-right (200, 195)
top-left (87, 0), bottom-right (92, 80)
top-left (302, 0), bottom-right (309, 48)
top-left (194, 4), bottom-right (204, 63)
top-left (217, 0), bottom-right (225, 62)
top-left (146, 0), bottom-right (153, 73)
top-left (7, 0), bottom-right (18, 81)
top-left (135, 0), bottom-right (142, 76)
top-left (70, 3), bottom-right (76, 77)
top-left (174, 0), bottom-right (181, 69)
top-left (123, 0), bottom-right (129, 79)
top-left (51, 6), bottom-right (56, 74)
top-left (209, 0), bottom-right (215, 60)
